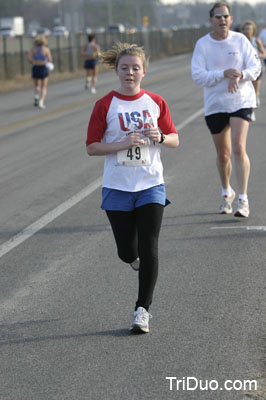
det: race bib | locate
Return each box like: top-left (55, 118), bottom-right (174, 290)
top-left (117, 145), bottom-right (151, 166)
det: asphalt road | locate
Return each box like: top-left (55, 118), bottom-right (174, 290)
top-left (0, 54), bottom-right (266, 400)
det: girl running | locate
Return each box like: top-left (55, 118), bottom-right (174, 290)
top-left (86, 42), bottom-right (179, 334)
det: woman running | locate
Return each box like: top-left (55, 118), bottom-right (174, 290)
top-left (86, 42), bottom-right (179, 333)
top-left (242, 20), bottom-right (265, 113)
top-left (27, 35), bottom-right (52, 109)
top-left (81, 34), bottom-right (101, 93)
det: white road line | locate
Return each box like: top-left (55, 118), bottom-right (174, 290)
top-left (0, 108), bottom-right (204, 259)
top-left (211, 226), bottom-right (266, 231)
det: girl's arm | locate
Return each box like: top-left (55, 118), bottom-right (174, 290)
top-left (87, 132), bottom-right (146, 156)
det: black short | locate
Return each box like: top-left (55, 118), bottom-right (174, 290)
top-left (205, 108), bottom-right (252, 134)
top-left (32, 65), bottom-right (49, 79)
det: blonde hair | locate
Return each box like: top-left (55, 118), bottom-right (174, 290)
top-left (241, 20), bottom-right (257, 36)
top-left (34, 35), bottom-right (47, 47)
top-left (101, 42), bottom-right (149, 71)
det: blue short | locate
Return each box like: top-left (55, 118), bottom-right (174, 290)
top-left (84, 59), bottom-right (98, 70)
top-left (32, 65), bottom-right (49, 79)
top-left (101, 184), bottom-right (168, 211)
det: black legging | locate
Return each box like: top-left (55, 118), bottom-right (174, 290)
top-left (106, 203), bottom-right (164, 311)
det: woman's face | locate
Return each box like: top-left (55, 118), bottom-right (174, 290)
top-left (116, 55), bottom-right (146, 94)
top-left (242, 24), bottom-right (254, 40)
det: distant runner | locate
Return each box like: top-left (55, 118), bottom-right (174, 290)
top-left (81, 34), bottom-right (101, 93)
top-left (27, 35), bottom-right (52, 109)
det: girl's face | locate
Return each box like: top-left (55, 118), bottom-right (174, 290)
top-left (116, 55), bottom-right (146, 95)
top-left (242, 24), bottom-right (254, 40)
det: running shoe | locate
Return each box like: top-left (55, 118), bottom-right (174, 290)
top-left (38, 100), bottom-right (46, 109)
top-left (129, 257), bottom-right (139, 271)
top-left (34, 98), bottom-right (39, 107)
top-left (256, 96), bottom-right (260, 108)
top-left (85, 81), bottom-right (90, 89)
top-left (219, 189), bottom-right (235, 214)
top-left (234, 199), bottom-right (249, 218)
top-left (130, 307), bottom-right (152, 334)
top-left (91, 87), bottom-right (96, 94)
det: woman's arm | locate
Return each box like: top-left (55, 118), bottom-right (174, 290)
top-left (256, 38), bottom-right (266, 59)
top-left (26, 49), bottom-right (34, 64)
top-left (46, 47), bottom-right (52, 62)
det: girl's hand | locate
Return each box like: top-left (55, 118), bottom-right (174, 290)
top-left (143, 127), bottom-right (161, 143)
top-left (124, 132), bottom-right (146, 147)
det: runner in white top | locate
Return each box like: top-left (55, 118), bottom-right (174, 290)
top-left (191, 1), bottom-right (261, 218)
top-left (241, 20), bottom-right (265, 110)
top-left (86, 42), bottom-right (179, 333)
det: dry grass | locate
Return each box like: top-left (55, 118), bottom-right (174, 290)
top-left (0, 70), bottom-right (86, 94)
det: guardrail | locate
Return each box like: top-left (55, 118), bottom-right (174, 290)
top-left (0, 27), bottom-right (210, 81)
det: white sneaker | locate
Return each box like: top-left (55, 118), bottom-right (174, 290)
top-left (130, 307), bottom-right (152, 334)
top-left (256, 96), bottom-right (260, 108)
top-left (234, 199), bottom-right (249, 218)
top-left (38, 100), bottom-right (46, 109)
top-left (219, 189), bottom-right (235, 214)
top-left (129, 257), bottom-right (139, 271)
top-left (91, 87), bottom-right (96, 94)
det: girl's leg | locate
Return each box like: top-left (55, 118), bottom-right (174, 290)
top-left (105, 210), bottom-right (138, 263)
top-left (135, 203), bottom-right (164, 310)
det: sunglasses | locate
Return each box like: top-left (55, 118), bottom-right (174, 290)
top-left (213, 14), bottom-right (231, 19)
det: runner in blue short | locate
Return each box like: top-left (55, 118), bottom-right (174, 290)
top-left (191, 2), bottom-right (261, 218)
top-left (27, 35), bottom-right (52, 109)
top-left (81, 34), bottom-right (101, 93)
top-left (86, 42), bottom-right (179, 333)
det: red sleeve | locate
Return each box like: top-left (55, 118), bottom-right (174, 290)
top-left (145, 91), bottom-right (177, 135)
top-left (86, 92), bottom-right (113, 146)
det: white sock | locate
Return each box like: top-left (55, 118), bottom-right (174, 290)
top-left (221, 185), bottom-right (232, 197)
top-left (238, 194), bottom-right (248, 202)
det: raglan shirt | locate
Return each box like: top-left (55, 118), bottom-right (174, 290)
top-left (86, 89), bottom-right (177, 192)
top-left (191, 30), bottom-right (262, 116)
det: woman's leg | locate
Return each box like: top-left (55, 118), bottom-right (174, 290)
top-left (40, 77), bottom-right (48, 102)
top-left (135, 203), bottom-right (164, 310)
top-left (92, 65), bottom-right (99, 89)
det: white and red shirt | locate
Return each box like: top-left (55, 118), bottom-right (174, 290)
top-left (86, 89), bottom-right (177, 192)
